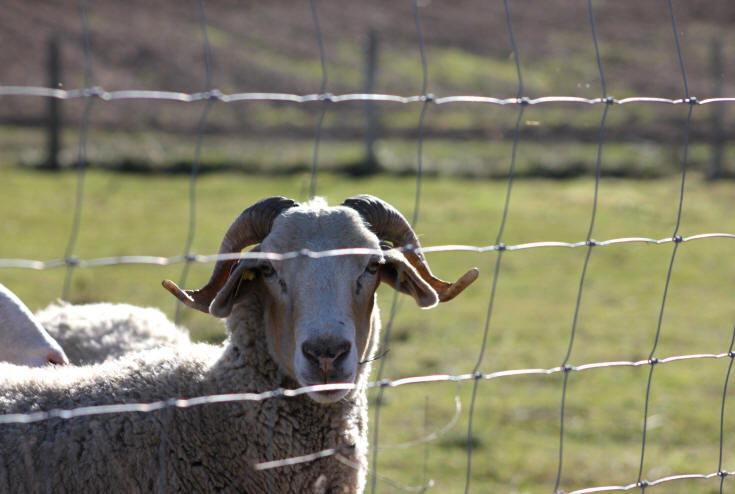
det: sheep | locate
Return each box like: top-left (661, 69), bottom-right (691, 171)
top-left (36, 302), bottom-right (191, 365)
top-left (0, 282), bottom-right (69, 366)
top-left (0, 282), bottom-right (189, 366)
top-left (0, 195), bottom-right (478, 493)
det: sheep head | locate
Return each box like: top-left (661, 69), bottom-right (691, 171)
top-left (0, 283), bottom-right (69, 367)
top-left (163, 195), bottom-right (478, 404)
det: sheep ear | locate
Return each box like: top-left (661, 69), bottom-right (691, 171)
top-left (209, 260), bottom-right (261, 318)
top-left (380, 249), bottom-right (439, 309)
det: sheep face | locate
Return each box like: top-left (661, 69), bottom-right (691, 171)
top-left (164, 195), bottom-right (479, 404)
top-left (0, 283), bottom-right (69, 366)
top-left (258, 207), bottom-right (382, 403)
top-left (254, 205), bottom-right (442, 403)
top-left (209, 204), bottom-right (438, 404)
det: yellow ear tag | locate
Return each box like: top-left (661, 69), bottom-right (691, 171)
top-left (234, 269), bottom-right (255, 298)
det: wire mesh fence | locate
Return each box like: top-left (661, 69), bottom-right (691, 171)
top-left (1, 0), bottom-right (734, 492)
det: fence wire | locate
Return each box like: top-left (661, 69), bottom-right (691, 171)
top-left (1, 0), bottom-right (734, 493)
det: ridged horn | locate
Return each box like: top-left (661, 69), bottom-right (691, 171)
top-left (342, 195), bottom-right (478, 302)
top-left (162, 196), bottom-right (299, 313)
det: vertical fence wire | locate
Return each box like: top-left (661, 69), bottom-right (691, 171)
top-left (422, 395), bottom-right (431, 492)
top-left (369, 282), bottom-right (403, 494)
top-left (168, 2), bottom-right (216, 487)
top-left (410, 0), bottom-right (429, 228)
top-left (308, 0), bottom-right (329, 200)
top-left (173, 0), bottom-right (216, 325)
top-left (174, 99), bottom-right (215, 324)
top-left (463, 1), bottom-right (522, 492)
top-left (553, 0), bottom-right (609, 490)
top-left (718, 325), bottom-right (735, 493)
top-left (370, 1), bottom-right (431, 491)
top-left (636, 1), bottom-right (694, 487)
top-left (157, 405), bottom-right (173, 494)
top-left (668, 0), bottom-right (690, 101)
top-left (61, 0), bottom-right (95, 301)
top-left (588, 0), bottom-right (607, 101)
top-left (169, 1), bottom-right (217, 491)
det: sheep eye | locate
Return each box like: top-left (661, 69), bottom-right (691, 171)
top-left (365, 259), bottom-right (381, 275)
top-left (259, 263), bottom-right (276, 277)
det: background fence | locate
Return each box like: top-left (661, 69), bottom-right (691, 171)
top-left (1, 0), bottom-right (734, 492)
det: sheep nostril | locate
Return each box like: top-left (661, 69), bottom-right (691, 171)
top-left (46, 351), bottom-right (68, 366)
top-left (332, 341), bottom-right (350, 363)
top-left (301, 341), bottom-right (319, 364)
top-left (301, 339), bottom-right (352, 376)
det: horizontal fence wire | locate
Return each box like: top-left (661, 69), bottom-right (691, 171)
top-left (1, 351), bottom-right (734, 488)
top-left (2, 0), bottom-right (735, 493)
top-left (0, 234), bottom-right (734, 270)
top-left (5, 351), bottom-right (735, 426)
top-left (2, 86), bottom-right (735, 106)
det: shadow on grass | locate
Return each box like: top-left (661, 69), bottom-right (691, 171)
top-left (23, 157), bottom-right (735, 181)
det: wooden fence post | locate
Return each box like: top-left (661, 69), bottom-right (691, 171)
top-left (46, 36), bottom-right (62, 170)
top-left (360, 30), bottom-right (379, 174)
top-left (709, 37), bottom-right (725, 180)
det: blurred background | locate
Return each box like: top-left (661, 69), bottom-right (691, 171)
top-left (2, 0), bottom-right (735, 177)
top-left (1, 1), bottom-right (734, 492)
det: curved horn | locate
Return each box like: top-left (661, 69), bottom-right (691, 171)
top-left (342, 195), bottom-right (478, 302)
top-left (163, 196), bottom-right (299, 313)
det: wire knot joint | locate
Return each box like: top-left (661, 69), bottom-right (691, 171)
top-left (205, 89), bottom-right (223, 101)
top-left (83, 86), bottom-right (105, 99)
top-left (64, 256), bottom-right (79, 267)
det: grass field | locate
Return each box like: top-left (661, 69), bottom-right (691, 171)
top-left (1, 166), bottom-right (734, 493)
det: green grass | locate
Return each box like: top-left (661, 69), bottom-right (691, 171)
top-left (1, 167), bottom-right (734, 493)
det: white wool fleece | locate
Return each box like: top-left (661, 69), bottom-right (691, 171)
top-left (0, 292), bottom-right (370, 493)
top-left (36, 302), bottom-right (191, 365)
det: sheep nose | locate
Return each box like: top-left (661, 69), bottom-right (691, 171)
top-left (301, 338), bottom-right (351, 377)
top-left (46, 350), bottom-right (68, 366)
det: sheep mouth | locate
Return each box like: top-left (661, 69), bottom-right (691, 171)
top-left (307, 387), bottom-right (351, 404)
top-left (299, 374), bottom-right (356, 404)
